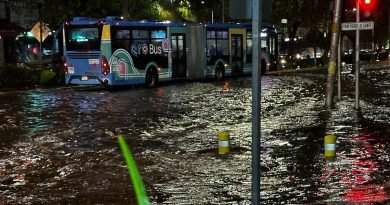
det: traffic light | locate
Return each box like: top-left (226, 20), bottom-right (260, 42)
top-left (360, 0), bottom-right (374, 10)
top-left (360, 0), bottom-right (375, 18)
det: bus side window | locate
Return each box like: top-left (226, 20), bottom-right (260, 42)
top-left (113, 29), bottom-right (131, 50)
top-left (116, 30), bottom-right (130, 39)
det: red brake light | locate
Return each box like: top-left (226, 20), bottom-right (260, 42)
top-left (101, 55), bottom-right (110, 76)
top-left (63, 58), bottom-right (68, 73)
top-left (98, 20), bottom-right (104, 27)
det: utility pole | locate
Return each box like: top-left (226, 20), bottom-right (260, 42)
top-left (326, 0), bottom-right (342, 109)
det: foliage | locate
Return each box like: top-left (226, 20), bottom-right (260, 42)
top-left (41, 0), bottom-right (189, 28)
top-left (272, 0), bottom-right (333, 56)
top-left (177, 0), bottom-right (196, 21)
top-left (0, 65), bottom-right (38, 88)
top-left (0, 64), bottom-right (65, 88)
top-left (40, 70), bottom-right (57, 86)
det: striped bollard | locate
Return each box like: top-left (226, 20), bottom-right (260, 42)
top-left (324, 134), bottom-right (336, 161)
top-left (218, 131), bottom-right (230, 154)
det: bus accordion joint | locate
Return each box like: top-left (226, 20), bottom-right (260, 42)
top-left (101, 55), bottom-right (110, 76)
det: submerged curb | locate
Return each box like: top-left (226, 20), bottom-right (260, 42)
top-left (267, 66), bottom-right (327, 75)
top-left (268, 61), bottom-right (389, 76)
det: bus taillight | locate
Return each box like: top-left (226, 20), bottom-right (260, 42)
top-left (63, 58), bottom-right (68, 73)
top-left (101, 55), bottom-right (110, 76)
top-left (99, 19), bottom-right (104, 26)
top-left (64, 20), bottom-right (70, 27)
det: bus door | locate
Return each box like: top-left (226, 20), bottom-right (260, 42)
top-left (231, 34), bottom-right (243, 75)
top-left (171, 33), bottom-right (187, 79)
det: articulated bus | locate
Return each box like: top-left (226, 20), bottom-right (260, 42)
top-left (63, 16), bottom-right (278, 87)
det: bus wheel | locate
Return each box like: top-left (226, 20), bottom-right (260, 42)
top-left (215, 64), bottom-right (225, 81)
top-left (145, 69), bottom-right (158, 87)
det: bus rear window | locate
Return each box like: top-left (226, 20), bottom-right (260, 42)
top-left (66, 27), bottom-right (101, 51)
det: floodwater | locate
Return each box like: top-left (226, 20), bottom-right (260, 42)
top-left (0, 65), bottom-right (389, 204)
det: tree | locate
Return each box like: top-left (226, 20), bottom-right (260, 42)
top-left (42, 0), bottom-right (123, 29)
top-left (272, 0), bottom-right (332, 57)
top-left (272, 0), bottom-right (305, 57)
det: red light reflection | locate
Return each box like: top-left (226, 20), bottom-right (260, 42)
top-left (320, 131), bottom-right (389, 203)
top-left (344, 184), bottom-right (387, 203)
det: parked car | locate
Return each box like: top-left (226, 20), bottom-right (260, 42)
top-left (295, 47), bottom-right (324, 60)
top-left (376, 50), bottom-right (389, 61)
top-left (279, 54), bottom-right (288, 69)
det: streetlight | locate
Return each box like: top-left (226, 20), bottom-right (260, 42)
top-left (281, 18), bottom-right (287, 40)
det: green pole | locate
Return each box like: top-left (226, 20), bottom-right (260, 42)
top-left (118, 135), bottom-right (150, 205)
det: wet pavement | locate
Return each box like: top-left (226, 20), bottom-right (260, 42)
top-left (0, 64), bottom-right (389, 204)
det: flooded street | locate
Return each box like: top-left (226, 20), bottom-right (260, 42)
top-left (1, 66), bottom-right (390, 204)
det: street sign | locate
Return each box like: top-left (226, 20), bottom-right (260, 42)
top-left (30, 22), bottom-right (50, 42)
top-left (341, 21), bottom-right (374, 31)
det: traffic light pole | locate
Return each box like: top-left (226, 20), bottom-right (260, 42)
top-left (355, 0), bottom-right (360, 110)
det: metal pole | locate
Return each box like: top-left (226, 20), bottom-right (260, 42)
top-left (372, 29), bottom-right (375, 62)
top-left (212, 10), bottom-right (214, 23)
top-left (222, 0), bottom-right (225, 23)
top-left (355, 0), bottom-right (360, 110)
top-left (39, 6), bottom-right (43, 60)
top-left (39, 21), bottom-right (43, 58)
top-left (337, 32), bottom-right (341, 100)
top-left (251, 0), bottom-right (261, 204)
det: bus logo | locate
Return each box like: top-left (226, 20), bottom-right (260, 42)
top-left (109, 49), bottom-right (139, 80)
top-left (142, 44), bottom-right (148, 55)
top-left (162, 38), bottom-right (169, 52)
top-left (130, 42), bottom-right (165, 57)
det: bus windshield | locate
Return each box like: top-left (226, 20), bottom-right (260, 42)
top-left (66, 27), bottom-right (101, 51)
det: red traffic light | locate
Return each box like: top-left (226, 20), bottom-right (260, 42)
top-left (360, 0), bottom-right (374, 11)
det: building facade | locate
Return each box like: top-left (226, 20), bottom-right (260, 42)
top-left (0, 0), bottom-right (41, 65)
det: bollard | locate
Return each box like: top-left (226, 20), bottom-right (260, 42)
top-left (324, 134), bottom-right (337, 161)
top-left (218, 131), bottom-right (230, 154)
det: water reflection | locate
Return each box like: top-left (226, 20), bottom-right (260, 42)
top-left (322, 92), bottom-right (390, 203)
top-left (0, 67), bottom-right (389, 204)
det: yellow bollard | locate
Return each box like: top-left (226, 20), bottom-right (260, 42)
top-left (218, 131), bottom-right (230, 154)
top-left (324, 134), bottom-right (337, 161)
